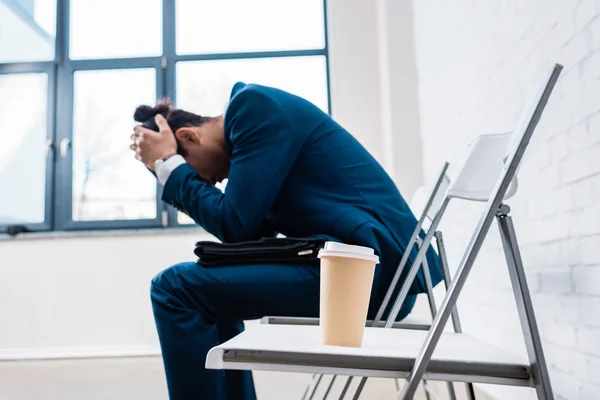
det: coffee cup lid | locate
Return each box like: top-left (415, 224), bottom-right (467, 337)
top-left (318, 241), bottom-right (379, 263)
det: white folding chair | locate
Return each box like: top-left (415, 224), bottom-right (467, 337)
top-left (334, 129), bottom-right (524, 400)
top-left (206, 63), bottom-right (563, 400)
top-left (346, 131), bottom-right (520, 400)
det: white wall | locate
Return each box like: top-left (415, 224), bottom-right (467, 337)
top-left (412, 1), bottom-right (600, 399)
top-left (376, 0), bottom-right (423, 198)
top-left (326, 0), bottom-right (384, 160)
top-left (0, 231), bottom-right (199, 358)
top-left (328, 0), bottom-right (424, 197)
top-left (0, 0), bottom-right (425, 360)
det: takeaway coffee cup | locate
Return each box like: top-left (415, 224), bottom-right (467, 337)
top-left (318, 242), bottom-right (379, 347)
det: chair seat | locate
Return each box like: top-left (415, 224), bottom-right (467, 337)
top-left (206, 324), bottom-right (531, 387)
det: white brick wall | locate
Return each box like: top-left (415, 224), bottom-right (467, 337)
top-left (411, 1), bottom-right (600, 399)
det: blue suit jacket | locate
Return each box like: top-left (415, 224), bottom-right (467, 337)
top-left (162, 82), bottom-right (442, 296)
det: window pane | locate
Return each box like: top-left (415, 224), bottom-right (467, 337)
top-left (176, 0), bottom-right (325, 55)
top-left (176, 56), bottom-right (328, 117)
top-left (69, 0), bottom-right (161, 60)
top-left (0, 73), bottom-right (48, 224)
top-left (177, 212), bottom-right (194, 225)
top-left (72, 68), bottom-right (157, 221)
top-left (0, 0), bottom-right (57, 62)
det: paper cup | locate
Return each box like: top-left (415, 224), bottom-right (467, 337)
top-left (318, 242), bottom-right (379, 347)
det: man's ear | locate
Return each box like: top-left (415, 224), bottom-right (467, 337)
top-left (175, 127), bottom-right (200, 144)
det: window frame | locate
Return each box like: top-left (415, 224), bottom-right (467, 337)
top-left (0, 0), bottom-right (331, 234)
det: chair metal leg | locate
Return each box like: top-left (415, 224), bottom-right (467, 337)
top-left (423, 385), bottom-right (433, 400)
top-left (423, 246), bottom-right (460, 400)
top-left (423, 381), bottom-right (442, 400)
top-left (465, 383), bottom-right (477, 400)
top-left (435, 231), bottom-right (475, 400)
top-left (496, 206), bottom-right (554, 400)
top-left (338, 377), bottom-right (353, 399)
top-left (422, 256), bottom-right (438, 317)
top-left (302, 374), bottom-right (324, 400)
top-left (323, 376), bottom-right (337, 399)
top-left (350, 377), bottom-right (366, 400)
top-left (434, 232), bottom-right (462, 333)
top-left (418, 246), bottom-right (439, 400)
top-left (444, 382), bottom-right (457, 400)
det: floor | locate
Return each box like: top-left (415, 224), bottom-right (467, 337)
top-left (0, 356), bottom-right (455, 400)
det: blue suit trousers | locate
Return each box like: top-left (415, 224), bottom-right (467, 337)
top-left (151, 262), bottom-right (416, 400)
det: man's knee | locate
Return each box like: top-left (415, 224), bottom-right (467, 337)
top-left (150, 262), bottom-right (198, 300)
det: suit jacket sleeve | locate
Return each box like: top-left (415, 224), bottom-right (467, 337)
top-left (161, 87), bottom-right (303, 242)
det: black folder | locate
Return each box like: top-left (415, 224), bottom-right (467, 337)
top-left (194, 237), bottom-right (327, 266)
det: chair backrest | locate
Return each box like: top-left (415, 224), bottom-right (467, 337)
top-left (447, 133), bottom-right (518, 201)
top-left (446, 60), bottom-right (562, 204)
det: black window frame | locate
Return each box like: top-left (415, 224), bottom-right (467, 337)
top-left (0, 0), bottom-right (331, 235)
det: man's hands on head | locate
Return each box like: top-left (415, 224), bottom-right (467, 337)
top-left (131, 114), bottom-right (178, 170)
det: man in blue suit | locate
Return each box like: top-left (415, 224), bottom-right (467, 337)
top-left (131, 82), bottom-right (442, 400)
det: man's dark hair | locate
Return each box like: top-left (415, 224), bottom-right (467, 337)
top-left (133, 99), bottom-right (213, 156)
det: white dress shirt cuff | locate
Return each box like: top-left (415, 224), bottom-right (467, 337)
top-left (156, 155), bottom-right (186, 185)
